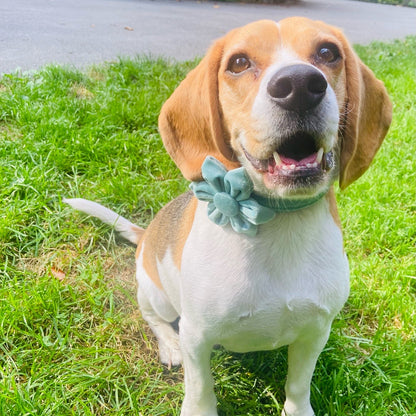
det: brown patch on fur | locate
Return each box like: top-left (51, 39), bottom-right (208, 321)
top-left (136, 192), bottom-right (197, 289)
top-left (172, 196), bottom-right (198, 270)
top-left (137, 237), bottom-right (163, 288)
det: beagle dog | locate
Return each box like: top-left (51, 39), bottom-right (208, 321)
top-left (66, 17), bottom-right (392, 416)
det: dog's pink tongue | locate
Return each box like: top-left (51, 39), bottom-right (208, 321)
top-left (280, 153), bottom-right (317, 166)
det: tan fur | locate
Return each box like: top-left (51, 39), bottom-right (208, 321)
top-left (337, 32), bottom-right (393, 188)
top-left (326, 187), bottom-right (342, 229)
top-left (158, 38), bottom-right (241, 181)
top-left (137, 192), bottom-right (197, 289)
top-left (218, 21), bottom-right (282, 160)
top-left (132, 225), bottom-right (145, 244)
top-left (277, 18), bottom-right (348, 108)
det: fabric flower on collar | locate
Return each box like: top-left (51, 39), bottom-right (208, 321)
top-left (190, 156), bottom-right (275, 236)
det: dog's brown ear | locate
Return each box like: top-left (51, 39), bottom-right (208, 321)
top-left (338, 34), bottom-right (392, 189)
top-left (158, 39), bottom-right (240, 181)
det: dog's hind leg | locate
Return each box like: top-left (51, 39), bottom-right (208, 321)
top-left (136, 270), bottom-right (182, 368)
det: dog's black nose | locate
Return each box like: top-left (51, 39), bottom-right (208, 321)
top-left (267, 64), bottom-right (328, 113)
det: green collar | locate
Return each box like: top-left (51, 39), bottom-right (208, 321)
top-left (190, 156), bottom-right (327, 236)
top-left (252, 190), bottom-right (327, 213)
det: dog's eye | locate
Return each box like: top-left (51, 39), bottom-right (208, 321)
top-left (315, 43), bottom-right (341, 64)
top-left (227, 55), bottom-right (251, 74)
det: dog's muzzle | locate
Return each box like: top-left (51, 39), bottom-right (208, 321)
top-left (244, 64), bottom-right (336, 193)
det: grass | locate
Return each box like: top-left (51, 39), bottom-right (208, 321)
top-left (0, 37), bottom-right (415, 415)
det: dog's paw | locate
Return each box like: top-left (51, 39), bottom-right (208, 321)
top-left (181, 411), bottom-right (218, 416)
top-left (159, 336), bottom-right (183, 369)
top-left (281, 406), bottom-right (315, 416)
top-left (180, 397), bottom-right (218, 416)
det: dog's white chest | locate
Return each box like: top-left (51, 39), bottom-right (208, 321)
top-left (217, 289), bottom-right (336, 352)
top-left (176, 199), bottom-right (350, 352)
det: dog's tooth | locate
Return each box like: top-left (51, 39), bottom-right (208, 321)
top-left (316, 148), bottom-right (324, 164)
top-left (273, 151), bottom-right (281, 166)
top-left (290, 164), bottom-right (296, 170)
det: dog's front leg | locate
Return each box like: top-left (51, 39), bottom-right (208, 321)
top-left (179, 317), bottom-right (217, 416)
top-left (282, 329), bottom-right (331, 416)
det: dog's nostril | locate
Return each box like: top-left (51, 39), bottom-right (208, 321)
top-left (308, 73), bottom-right (327, 95)
top-left (272, 78), bottom-right (293, 99)
top-left (267, 64), bottom-right (328, 113)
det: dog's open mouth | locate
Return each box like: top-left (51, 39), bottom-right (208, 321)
top-left (243, 132), bottom-right (334, 186)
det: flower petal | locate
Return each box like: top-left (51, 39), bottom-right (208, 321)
top-left (213, 192), bottom-right (240, 217)
top-left (239, 199), bottom-right (276, 225)
top-left (189, 181), bottom-right (214, 202)
top-left (201, 156), bottom-right (227, 193)
top-left (207, 203), bottom-right (229, 226)
top-left (230, 215), bottom-right (258, 237)
top-left (224, 167), bottom-right (253, 201)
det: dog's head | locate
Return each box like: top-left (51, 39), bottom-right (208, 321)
top-left (159, 17), bottom-right (392, 199)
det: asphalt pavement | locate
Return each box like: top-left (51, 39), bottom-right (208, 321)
top-left (1, 0), bottom-right (416, 74)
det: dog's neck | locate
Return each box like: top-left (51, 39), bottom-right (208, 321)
top-left (190, 156), bottom-right (328, 236)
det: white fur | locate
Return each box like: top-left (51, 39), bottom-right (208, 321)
top-left (137, 198), bottom-right (349, 416)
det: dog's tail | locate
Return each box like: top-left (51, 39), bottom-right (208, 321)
top-left (64, 198), bottom-right (144, 245)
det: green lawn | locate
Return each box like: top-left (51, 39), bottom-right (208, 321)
top-left (0, 37), bottom-right (415, 415)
